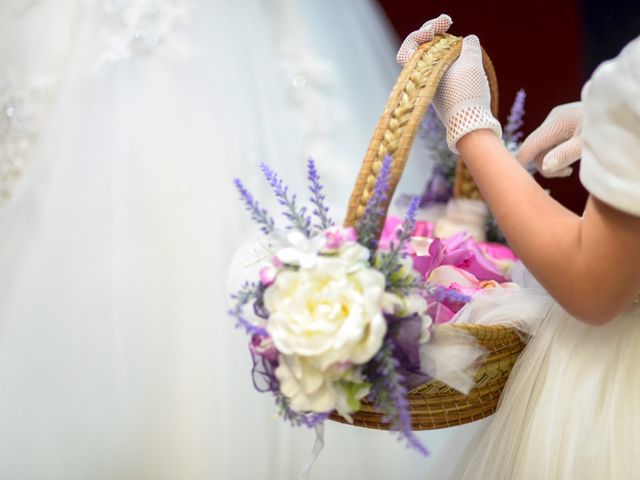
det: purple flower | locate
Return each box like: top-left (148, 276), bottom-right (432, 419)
top-left (274, 392), bottom-right (330, 428)
top-left (385, 314), bottom-right (432, 389)
top-left (385, 314), bottom-right (423, 371)
top-left (358, 155), bottom-right (393, 251)
top-left (233, 178), bottom-right (275, 234)
top-left (365, 340), bottom-right (429, 456)
top-left (228, 282), bottom-right (269, 336)
top-left (420, 167), bottom-right (453, 205)
top-left (503, 88), bottom-right (526, 147)
top-left (250, 334), bottom-right (279, 363)
top-left (307, 158), bottom-right (334, 230)
top-left (260, 163), bottom-right (312, 237)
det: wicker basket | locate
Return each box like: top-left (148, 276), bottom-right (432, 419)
top-left (328, 34), bottom-right (526, 430)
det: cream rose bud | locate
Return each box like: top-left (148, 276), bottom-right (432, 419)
top-left (419, 313), bottom-right (434, 343)
top-left (382, 292), bottom-right (404, 315)
top-left (265, 243), bottom-right (387, 372)
top-left (404, 294), bottom-right (428, 316)
top-left (382, 292), bottom-right (427, 317)
top-left (276, 355), bottom-right (370, 414)
top-left (275, 231), bottom-right (325, 268)
top-left (276, 355), bottom-right (337, 412)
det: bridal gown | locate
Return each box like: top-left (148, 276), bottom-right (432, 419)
top-left (0, 1), bottom-right (447, 478)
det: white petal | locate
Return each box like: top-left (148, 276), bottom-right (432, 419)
top-left (428, 265), bottom-right (479, 288)
top-left (276, 247), bottom-right (301, 265)
top-left (410, 236), bottom-right (433, 256)
top-left (287, 230), bottom-right (309, 248)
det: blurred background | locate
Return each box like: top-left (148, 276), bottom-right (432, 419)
top-left (0, 1), bottom-right (637, 479)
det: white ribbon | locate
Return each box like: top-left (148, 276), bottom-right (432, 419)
top-left (297, 423), bottom-right (325, 480)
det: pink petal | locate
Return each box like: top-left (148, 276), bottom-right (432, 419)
top-left (413, 221), bottom-right (434, 238)
top-left (259, 265), bottom-right (278, 286)
top-left (479, 242), bottom-right (518, 261)
top-left (344, 227), bottom-right (358, 243)
top-left (412, 255), bottom-right (434, 278)
top-left (442, 231), bottom-right (469, 251)
top-left (426, 302), bottom-right (455, 324)
top-left (379, 216), bottom-right (403, 251)
top-left (465, 243), bottom-right (509, 282)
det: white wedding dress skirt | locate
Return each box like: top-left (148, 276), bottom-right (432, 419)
top-left (427, 265), bottom-right (640, 479)
top-left (0, 1), bottom-right (443, 478)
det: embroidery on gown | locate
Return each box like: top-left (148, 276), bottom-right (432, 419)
top-left (0, 71), bottom-right (54, 205)
top-left (278, 52), bottom-right (346, 163)
top-left (94, 0), bottom-right (195, 74)
top-left (271, 8), bottom-right (353, 206)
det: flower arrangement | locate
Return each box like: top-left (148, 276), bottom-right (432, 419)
top-left (230, 155), bottom-right (518, 454)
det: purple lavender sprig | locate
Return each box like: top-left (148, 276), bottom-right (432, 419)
top-left (228, 282), bottom-right (268, 336)
top-left (274, 391), bottom-right (329, 428)
top-left (358, 155), bottom-right (393, 252)
top-left (400, 106), bottom-right (457, 209)
top-left (233, 179), bottom-right (276, 235)
top-left (503, 88), bottom-right (526, 147)
top-left (307, 158), bottom-right (334, 231)
top-left (419, 106), bottom-right (457, 173)
top-left (428, 285), bottom-right (472, 306)
top-left (260, 163), bottom-right (312, 237)
top-left (390, 281), bottom-right (473, 305)
top-left (365, 340), bottom-right (428, 456)
top-left (420, 105), bottom-right (445, 139)
top-left (397, 195), bottom-right (420, 251)
top-left (377, 195), bottom-right (420, 280)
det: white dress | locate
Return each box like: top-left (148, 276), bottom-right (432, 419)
top-left (0, 1), bottom-right (444, 479)
top-left (428, 35), bottom-right (640, 479)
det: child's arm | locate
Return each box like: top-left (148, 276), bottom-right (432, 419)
top-left (423, 32), bottom-right (640, 325)
top-left (458, 129), bottom-right (640, 325)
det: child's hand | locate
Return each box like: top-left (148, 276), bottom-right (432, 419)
top-left (517, 103), bottom-right (583, 178)
top-left (431, 36), bottom-right (502, 153)
top-left (396, 14), bottom-right (452, 65)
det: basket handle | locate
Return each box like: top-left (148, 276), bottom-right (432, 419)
top-left (343, 34), bottom-right (499, 232)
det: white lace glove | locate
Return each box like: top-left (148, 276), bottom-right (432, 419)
top-left (396, 14), bottom-right (452, 64)
top-left (431, 36), bottom-right (502, 153)
top-left (516, 102), bottom-right (583, 178)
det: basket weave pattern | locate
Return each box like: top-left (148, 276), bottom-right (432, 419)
top-left (329, 34), bottom-right (524, 430)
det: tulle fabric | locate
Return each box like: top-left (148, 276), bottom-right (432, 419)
top-left (0, 1), bottom-right (448, 478)
top-left (421, 262), bottom-right (553, 395)
top-left (427, 264), bottom-right (640, 479)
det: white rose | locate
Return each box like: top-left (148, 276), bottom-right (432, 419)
top-left (382, 292), bottom-right (427, 317)
top-left (275, 355), bottom-right (337, 412)
top-left (275, 231), bottom-right (325, 268)
top-left (276, 355), bottom-right (370, 414)
top-left (420, 313), bottom-right (434, 343)
top-left (265, 243), bottom-right (387, 372)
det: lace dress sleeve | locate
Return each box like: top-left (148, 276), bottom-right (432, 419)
top-left (580, 35), bottom-right (640, 217)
